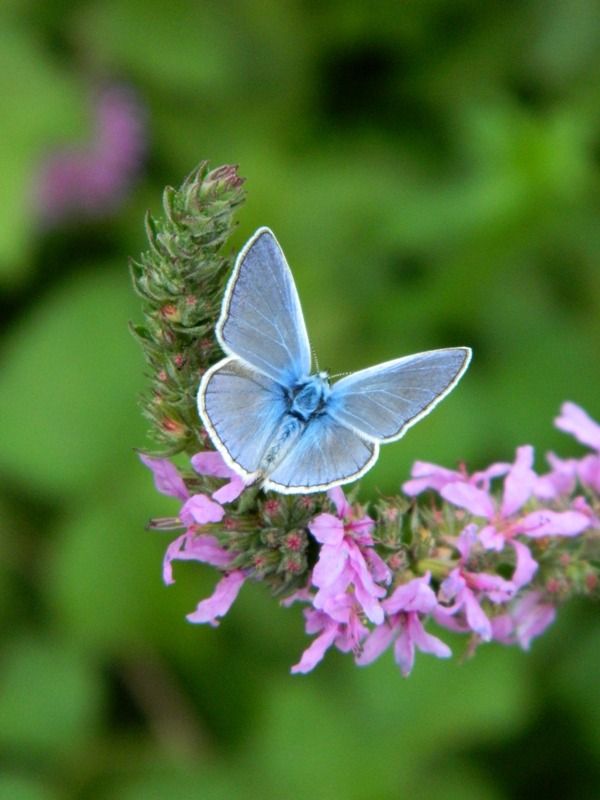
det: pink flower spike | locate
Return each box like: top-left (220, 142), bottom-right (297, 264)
top-left (139, 453), bottom-right (188, 500)
top-left (186, 570), bottom-right (246, 626)
top-left (180, 494), bottom-right (225, 526)
top-left (555, 402), bottom-right (600, 451)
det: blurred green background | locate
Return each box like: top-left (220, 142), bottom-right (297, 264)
top-left (2, 1), bottom-right (600, 798)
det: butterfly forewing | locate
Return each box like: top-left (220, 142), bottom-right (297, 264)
top-left (198, 356), bottom-right (288, 478)
top-left (328, 347), bottom-right (471, 443)
top-left (265, 413), bottom-right (379, 494)
top-left (218, 228), bottom-right (312, 385)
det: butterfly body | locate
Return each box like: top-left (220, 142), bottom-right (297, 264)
top-left (198, 227), bottom-right (471, 494)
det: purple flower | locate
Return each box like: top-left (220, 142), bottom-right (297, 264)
top-left (291, 594), bottom-right (369, 674)
top-left (555, 402), bottom-right (600, 450)
top-left (190, 451), bottom-right (246, 503)
top-left (356, 573), bottom-right (451, 676)
top-left (186, 570), bottom-right (246, 627)
top-left (141, 450), bottom-right (246, 624)
top-left (403, 459), bottom-right (511, 497)
top-left (555, 402), bottom-right (600, 493)
top-left (534, 452), bottom-right (578, 501)
top-left (434, 526), bottom-right (515, 641)
top-left (491, 591), bottom-right (556, 650)
top-left (440, 446), bottom-right (589, 590)
top-left (35, 84), bottom-right (146, 225)
top-left (309, 487), bottom-right (391, 625)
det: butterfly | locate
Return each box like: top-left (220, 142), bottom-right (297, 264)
top-left (197, 228), bottom-right (471, 494)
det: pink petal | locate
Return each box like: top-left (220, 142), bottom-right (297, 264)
top-left (555, 402), bottom-right (600, 451)
top-left (402, 461), bottom-right (462, 495)
top-left (501, 445), bottom-right (536, 517)
top-left (439, 568), bottom-right (466, 603)
top-left (365, 549), bottom-right (392, 585)
top-left (180, 494), bottom-right (224, 526)
top-left (468, 571), bottom-right (515, 603)
top-left (441, 482), bottom-right (495, 518)
top-left (186, 570), bottom-right (246, 626)
top-left (327, 486), bottom-right (351, 518)
top-left (212, 474), bottom-right (246, 504)
top-left (478, 524), bottom-right (504, 551)
top-left (139, 453), bottom-right (189, 500)
top-left (511, 540), bottom-right (538, 588)
top-left (512, 592), bottom-right (556, 650)
top-left (309, 513), bottom-right (345, 546)
top-left (383, 574), bottom-right (437, 615)
top-left (162, 532), bottom-right (189, 585)
top-left (355, 623), bottom-right (396, 666)
top-left (577, 454), bottom-right (600, 492)
top-left (312, 542), bottom-right (348, 589)
top-left (177, 534), bottom-right (233, 569)
top-left (472, 461), bottom-right (512, 489)
top-left (291, 624), bottom-right (339, 674)
top-left (393, 621), bottom-right (416, 677)
top-left (534, 452), bottom-right (578, 500)
top-left (191, 451), bottom-right (237, 479)
top-left (517, 509), bottom-right (590, 538)
top-left (407, 614), bottom-right (452, 660)
top-left (463, 589), bottom-right (492, 641)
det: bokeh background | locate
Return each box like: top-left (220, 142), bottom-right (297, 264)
top-left (2, 1), bottom-right (600, 798)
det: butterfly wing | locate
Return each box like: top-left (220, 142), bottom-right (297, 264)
top-left (264, 413), bottom-right (379, 494)
top-left (217, 227), bottom-right (312, 385)
top-left (198, 356), bottom-right (288, 479)
top-left (327, 347), bottom-right (471, 443)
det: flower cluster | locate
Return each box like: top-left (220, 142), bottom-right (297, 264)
top-left (140, 401), bottom-right (600, 676)
top-left (133, 163), bottom-right (599, 676)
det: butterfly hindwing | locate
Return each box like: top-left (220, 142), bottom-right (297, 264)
top-left (218, 228), bottom-right (312, 385)
top-left (198, 356), bottom-right (288, 478)
top-left (264, 413), bottom-right (379, 494)
top-left (328, 347), bottom-right (471, 443)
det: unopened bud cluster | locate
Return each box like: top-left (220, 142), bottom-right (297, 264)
top-left (130, 162), bottom-right (245, 453)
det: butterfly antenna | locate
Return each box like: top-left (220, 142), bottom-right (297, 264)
top-left (330, 371), bottom-right (352, 379)
top-left (312, 347), bottom-right (320, 372)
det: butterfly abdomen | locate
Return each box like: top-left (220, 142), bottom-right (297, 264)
top-left (258, 415), bottom-right (304, 476)
top-left (258, 375), bottom-right (330, 478)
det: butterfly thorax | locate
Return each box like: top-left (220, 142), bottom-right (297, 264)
top-left (287, 372), bottom-right (330, 422)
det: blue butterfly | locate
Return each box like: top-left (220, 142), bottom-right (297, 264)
top-left (197, 228), bottom-right (471, 494)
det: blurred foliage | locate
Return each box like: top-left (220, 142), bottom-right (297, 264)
top-left (1, 1), bottom-right (600, 798)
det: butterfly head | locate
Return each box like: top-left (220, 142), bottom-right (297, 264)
top-left (288, 372), bottom-right (331, 422)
